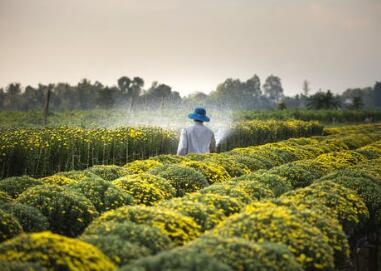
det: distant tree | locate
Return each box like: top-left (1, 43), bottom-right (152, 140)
top-left (245, 74), bottom-right (262, 97)
top-left (373, 82), bottom-right (381, 108)
top-left (277, 100), bottom-right (287, 110)
top-left (352, 96), bottom-right (363, 109)
top-left (23, 85), bottom-right (45, 110)
top-left (263, 75), bottom-right (284, 102)
top-left (302, 80), bottom-right (310, 96)
top-left (97, 86), bottom-right (117, 108)
top-left (117, 76), bottom-right (131, 94)
top-left (307, 90), bottom-right (340, 109)
top-left (4, 83), bottom-right (22, 109)
top-left (76, 79), bottom-right (97, 109)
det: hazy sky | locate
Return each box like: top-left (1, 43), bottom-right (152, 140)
top-left (0, 0), bottom-right (380, 96)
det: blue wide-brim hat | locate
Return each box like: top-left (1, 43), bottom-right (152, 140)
top-left (188, 107), bottom-right (210, 122)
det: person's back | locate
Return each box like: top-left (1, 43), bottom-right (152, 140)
top-left (177, 108), bottom-right (216, 156)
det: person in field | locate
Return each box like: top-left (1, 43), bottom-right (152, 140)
top-left (177, 107), bottom-right (216, 156)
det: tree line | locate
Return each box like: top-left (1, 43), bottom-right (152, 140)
top-left (0, 75), bottom-right (380, 111)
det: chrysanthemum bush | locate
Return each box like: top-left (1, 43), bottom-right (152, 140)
top-left (89, 205), bottom-right (201, 245)
top-left (184, 192), bottom-right (243, 216)
top-left (120, 247), bottom-right (233, 271)
top-left (0, 191), bottom-right (13, 203)
top-left (231, 179), bottom-right (275, 200)
top-left (151, 154), bottom-right (189, 164)
top-left (270, 198), bottom-right (350, 266)
top-left (67, 178), bottom-right (132, 213)
top-left (314, 151), bottom-right (367, 171)
top-left (0, 202), bottom-right (49, 232)
top-left (184, 235), bottom-right (302, 271)
top-left (16, 184), bottom-right (98, 237)
top-left (223, 153), bottom-right (269, 171)
top-left (149, 164), bottom-right (209, 196)
top-left (39, 175), bottom-right (76, 186)
top-left (0, 231), bottom-right (116, 271)
top-left (0, 209), bottom-right (22, 242)
top-left (84, 164), bottom-right (131, 181)
top-left (317, 171), bottom-right (381, 229)
top-left (0, 176), bottom-right (43, 198)
top-left (268, 160), bottom-right (325, 188)
top-left (180, 160), bottom-right (230, 184)
top-left (159, 198), bottom-right (225, 231)
top-left (213, 201), bottom-right (335, 271)
top-left (235, 171), bottom-right (292, 196)
top-left (280, 181), bottom-right (369, 236)
top-left (82, 221), bottom-right (174, 255)
top-left (80, 234), bottom-right (150, 267)
top-left (55, 170), bottom-right (104, 182)
top-left (112, 176), bottom-right (172, 205)
top-left (356, 144), bottom-right (381, 159)
top-left (351, 158), bottom-right (381, 179)
top-left (81, 221), bottom-right (173, 266)
top-left (0, 261), bottom-right (46, 271)
top-left (124, 159), bottom-right (163, 174)
top-left (200, 183), bottom-right (252, 204)
top-left (204, 154), bottom-right (251, 177)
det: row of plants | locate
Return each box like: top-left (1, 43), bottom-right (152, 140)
top-left (235, 109), bottom-right (381, 123)
top-left (0, 120), bottom-right (323, 178)
top-left (0, 124), bottom-right (380, 270)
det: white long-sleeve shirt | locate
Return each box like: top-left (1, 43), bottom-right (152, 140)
top-left (177, 122), bottom-right (216, 156)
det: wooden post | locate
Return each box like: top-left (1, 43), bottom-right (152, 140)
top-left (43, 85), bottom-right (52, 126)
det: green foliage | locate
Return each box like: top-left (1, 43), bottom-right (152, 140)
top-left (0, 202), bottom-right (49, 232)
top-left (84, 165), bottom-right (131, 181)
top-left (67, 178), bottom-right (132, 212)
top-left (0, 231), bottom-right (116, 271)
top-left (16, 184), bottom-right (98, 237)
top-left (186, 235), bottom-right (302, 271)
top-left (159, 198), bottom-right (225, 231)
top-left (149, 165), bottom-right (209, 197)
top-left (184, 192), bottom-right (243, 216)
top-left (0, 209), bottom-right (23, 242)
top-left (81, 234), bottom-right (150, 266)
top-left (120, 248), bottom-right (233, 271)
top-left (89, 205), bottom-right (201, 245)
top-left (0, 176), bottom-right (43, 198)
top-left (82, 221), bottom-right (173, 254)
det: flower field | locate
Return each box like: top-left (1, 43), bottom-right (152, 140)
top-left (0, 120), bottom-right (322, 178)
top-left (0, 123), bottom-right (380, 270)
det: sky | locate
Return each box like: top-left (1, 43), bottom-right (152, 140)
top-left (0, 0), bottom-right (380, 96)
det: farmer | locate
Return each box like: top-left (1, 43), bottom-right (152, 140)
top-left (177, 107), bottom-right (216, 156)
